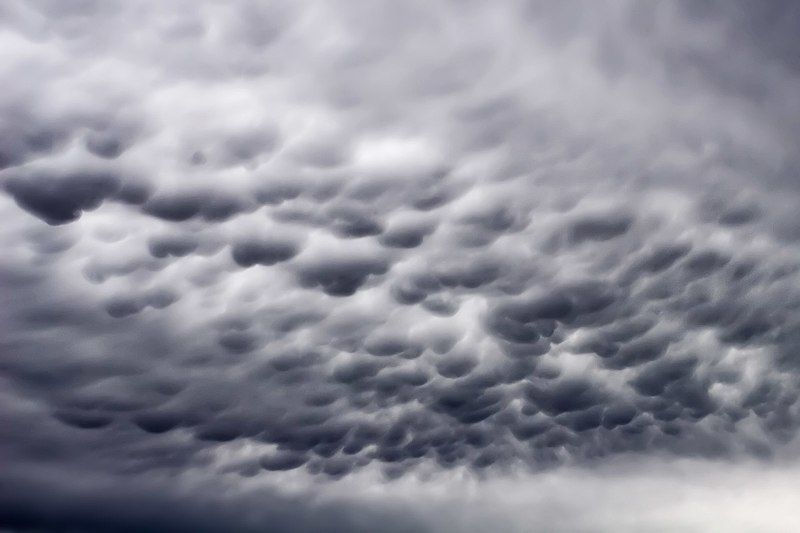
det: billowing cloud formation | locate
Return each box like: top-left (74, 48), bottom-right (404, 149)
top-left (2, 0), bottom-right (800, 531)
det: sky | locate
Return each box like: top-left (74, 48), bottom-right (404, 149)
top-left (1, 1), bottom-right (800, 531)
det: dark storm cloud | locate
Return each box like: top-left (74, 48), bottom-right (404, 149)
top-left (2, 0), bottom-right (800, 530)
top-left (3, 170), bottom-right (127, 225)
top-left (297, 254), bottom-right (390, 296)
top-left (326, 205), bottom-right (384, 238)
top-left (230, 238), bottom-right (299, 267)
top-left (565, 211), bottom-right (634, 245)
top-left (0, 467), bottom-right (434, 533)
top-left (142, 189), bottom-right (250, 222)
top-left (379, 219), bottom-right (435, 249)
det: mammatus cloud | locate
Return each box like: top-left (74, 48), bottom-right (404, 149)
top-left (1, 0), bottom-right (800, 531)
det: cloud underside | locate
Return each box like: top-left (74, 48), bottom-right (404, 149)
top-left (2, 0), bottom-right (800, 530)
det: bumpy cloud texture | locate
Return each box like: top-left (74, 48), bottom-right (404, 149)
top-left (2, 1), bottom-right (800, 531)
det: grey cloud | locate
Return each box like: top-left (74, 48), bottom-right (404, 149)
top-left (133, 410), bottom-right (183, 434)
top-left (104, 290), bottom-right (178, 318)
top-left (326, 205), bottom-right (384, 238)
top-left (2, 0), bottom-right (800, 530)
top-left (297, 255), bottom-right (390, 296)
top-left (379, 219), bottom-right (435, 249)
top-left (525, 378), bottom-right (606, 417)
top-left (148, 233), bottom-right (199, 258)
top-left (0, 467), bottom-right (433, 533)
top-left (630, 356), bottom-right (699, 397)
top-left (142, 190), bottom-right (249, 222)
top-left (0, 119), bottom-right (71, 170)
top-left (230, 238), bottom-right (299, 267)
top-left (260, 450), bottom-right (308, 471)
top-left (435, 352), bottom-right (478, 379)
top-left (254, 180), bottom-right (303, 205)
top-left (683, 248), bottom-right (731, 278)
top-left (3, 170), bottom-right (125, 225)
top-left (566, 211), bottom-right (635, 245)
top-left (54, 409), bottom-right (114, 430)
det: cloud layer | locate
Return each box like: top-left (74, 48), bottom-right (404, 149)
top-left (2, 0), bottom-right (800, 531)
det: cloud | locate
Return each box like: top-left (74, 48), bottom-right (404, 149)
top-left (1, 0), bottom-right (800, 530)
top-left (230, 238), bottom-right (299, 267)
top-left (3, 170), bottom-right (127, 225)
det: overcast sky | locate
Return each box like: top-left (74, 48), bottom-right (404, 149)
top-left (2, 1), bottom-right (800, 531)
